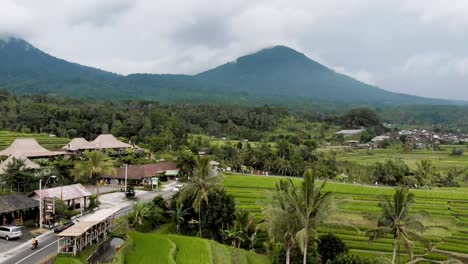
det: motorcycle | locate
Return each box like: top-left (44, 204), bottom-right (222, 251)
top-left (31, 242), bottom-right (39, 250)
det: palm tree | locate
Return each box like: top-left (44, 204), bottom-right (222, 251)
top-left (366, 187), bottom-right (431, 264)
top-left (414, 160), bottom-right (434, 187)
top-left (258, 179), bottom-right (300, 264)
top-left (171, 201), bottom-right (190, 233)
top-left (128, 202), bottom-right (152, 230)
top-left (234, 209), bottom-right (256, 246)
top-left (179, 157), bottom-right (221, 237)
top-left (71, 151), bottom-right (115, 198)
top-left (292, 168), bottom-right (335, 264)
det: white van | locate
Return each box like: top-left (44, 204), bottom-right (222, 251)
top-left (0, 226), bottom-right (22, 240)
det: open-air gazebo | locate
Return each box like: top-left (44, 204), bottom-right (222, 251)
top-left (57, 208), bottom-right (118, 256)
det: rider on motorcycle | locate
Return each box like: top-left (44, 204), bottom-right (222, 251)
top-left (31, 237), bottom-right (38, 248)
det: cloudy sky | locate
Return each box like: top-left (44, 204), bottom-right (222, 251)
top-left (2, 0), bottom-right (468, 100)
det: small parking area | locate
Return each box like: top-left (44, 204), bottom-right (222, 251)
top-left (0, 227), bottom-right (46, 253)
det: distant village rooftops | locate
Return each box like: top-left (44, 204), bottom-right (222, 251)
top-left (0, 155), bottom-right (40, 174)
top-left (335, 129), bottom-right (366, 136)
top-left (0, 138), bottom-right (66, 158)
top-left (371, 135), bottom-right (390, 142)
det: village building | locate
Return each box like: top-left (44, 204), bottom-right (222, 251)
top-left (0, 194), bottom-right (39, 226)
top-left (61, 138), bottom-right (96, 152)
top-left (335, 128), bottom-right (366, 136)
top-left (0, 138), bottom-right (66, 158)
top-left (103, 161), bottom-right (179, 186)
top-left (30, 183), bottom-right (92, 210)
top-left (0, 155), bottom-right (40, 174)
top-left (62, 134), bottom-right (133, 153)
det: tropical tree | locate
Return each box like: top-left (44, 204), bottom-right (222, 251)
top-left (179, 157), bottom-right (222, 236)
top-left (128, 202), bottom-right (152, 230)
top-left (71, 151), bottom-right (115, 197)
top-left (1, 158), bottom-right (35, 192)
top-left (259, 179), bottom-right (300, 264)
top-left (366, 188), bottom-right (431, 264)
top-left (414, 160), bottom-right (435, 187)
top-left (234, 209), bottom-right (256, 248)
top-left (293, 168), bottom-right (335, 264)
top-left (171, 201), bottom-right (190, 233)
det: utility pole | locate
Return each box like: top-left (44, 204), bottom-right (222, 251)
top-left (124, 164), bottom-right (128, 193)
top-left (39, 179), bottom-right (43, 229)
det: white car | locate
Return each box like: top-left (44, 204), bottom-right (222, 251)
top-left (172, 187), bottom-right (180, 192)
top-left (0, 226), bottom-right (22, 240)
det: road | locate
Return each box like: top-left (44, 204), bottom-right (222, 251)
top-left (1, 182), bottom-right (178, 264)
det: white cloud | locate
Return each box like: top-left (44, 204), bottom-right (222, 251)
top-left (403, 0), bottom-right (468, 31)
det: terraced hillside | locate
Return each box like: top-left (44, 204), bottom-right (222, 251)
top-left (126, 231), bottom-right (269, 264)
top-left (0, 131), bottom-right (69, 150)
top-left (223, 173), bottom-right (468, 262)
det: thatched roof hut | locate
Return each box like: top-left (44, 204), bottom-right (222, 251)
top-left (0, 155), bottom-right (40, 174)
top-left (91, 134), bottom-right (132, 149)
top-left (61, 138), bottom-right (96, 151)
top-left (0, 138), bottom-right (66, 158)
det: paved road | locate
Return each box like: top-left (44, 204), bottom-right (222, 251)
top-left (1, 183), bottom-right (178, 264)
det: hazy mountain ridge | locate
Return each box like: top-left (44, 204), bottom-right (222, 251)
top-left (0, 38), bottom-right (454, 105)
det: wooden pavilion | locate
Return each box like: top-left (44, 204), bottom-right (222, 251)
top-left (57, 208), bottom-right (118, 256)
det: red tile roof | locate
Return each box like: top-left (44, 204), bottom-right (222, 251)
top-left (105, 161), bottom-right (179, 180)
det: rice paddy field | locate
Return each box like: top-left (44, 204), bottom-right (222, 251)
top-left (223, 173), bottom-right (468, 262)
top-left (125, 229), bottom-right (269, 264)
top-left (0, 131), bottom-right (69, 150)
top-left (335, 145), bottom-right (468, 172)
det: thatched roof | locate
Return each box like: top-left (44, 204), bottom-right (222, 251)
top-left (0, 155), bottom-right (40, 174)
top-left (0, 138), bottom-right (66, 158)
top-left (61, 138), bottom-right (96, 151)
top-left (31, 183), bottom-right (92, 201)
top-left (91, 134), bottom-right (132, 149)
top-left (0, 194), bottom-right (39, 214)
top-left (105, 161), bottom-right (178, 180)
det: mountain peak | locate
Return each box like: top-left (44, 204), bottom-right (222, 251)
top-left (0, 37), bottom-right (34, 51)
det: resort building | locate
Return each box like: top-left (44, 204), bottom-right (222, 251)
top-left (62, 134), bottom-right (133, 153)
top-left (30, 183), bottom-right (92, 210)
top-left (0, 194), bottom-right (39, 226)
top-left (0, 138), bottom-right (66, 158)
top-left (103, 161), bottom-right (179, 185)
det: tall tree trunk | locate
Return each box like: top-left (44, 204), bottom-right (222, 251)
top-left (198, 200), bottom-right (202, 237)
top-left (286, 244), bottom-right (291, 264)
top-left (303, 239), bottom-right (308, 264)
top-left (392, 238), bottom-right (397, 264)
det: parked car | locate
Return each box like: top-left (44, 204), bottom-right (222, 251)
top-left (0, 226), bottom-right (22, 240)
top-left (172, 187), bottom-right (180, 192)
top-left (54, 221), bottom-right (75, 233)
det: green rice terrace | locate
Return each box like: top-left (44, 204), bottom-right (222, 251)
top-left (223, 173), bottom-right (468, 262)
top-left (55, 224), bottom-right (269, 264)
top-left (335, 145), bottom-right (468, 173)
top-left (0, 131), bottom-right (69, 150)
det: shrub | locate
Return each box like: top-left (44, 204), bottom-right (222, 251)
top-left (451, 148), bottom-right (464, 156)
top-left (318, 234), bottom-right (348, 263)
